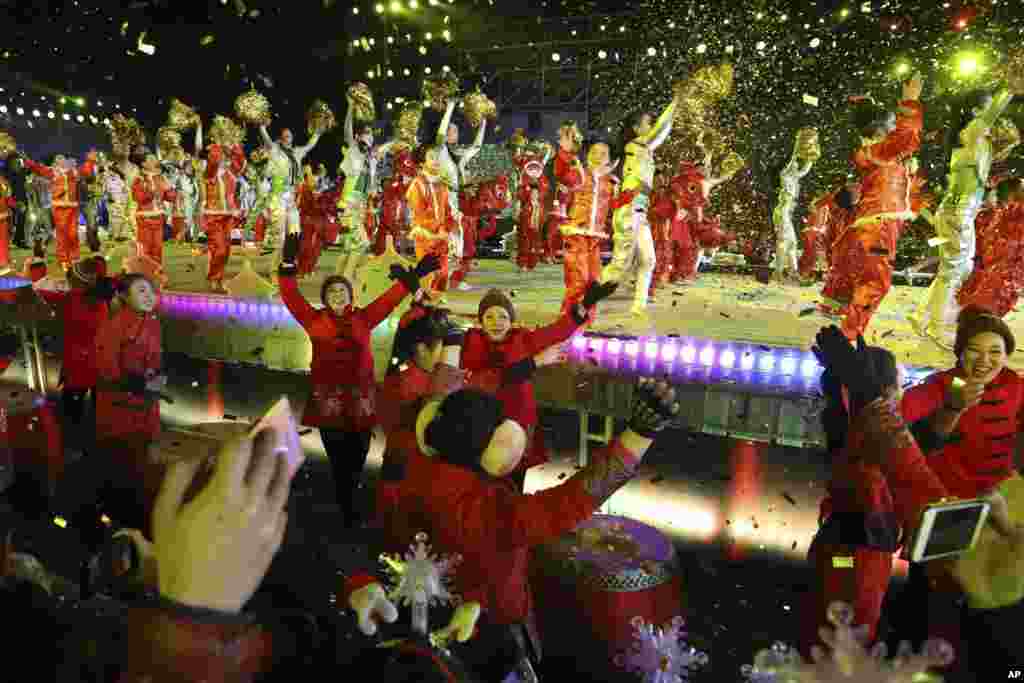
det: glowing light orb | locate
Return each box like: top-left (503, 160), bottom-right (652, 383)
top-left (719, 349), bottom-right (736, 368)
top-left (680, 345), bottom-right (697, 364)
top-left (699, 347), bottom-right (715, 366)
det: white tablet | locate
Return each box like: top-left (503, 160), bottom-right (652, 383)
top-left (907, 499), bottom-right (991, 563)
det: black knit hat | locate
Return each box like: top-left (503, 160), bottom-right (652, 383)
top-left (955, 306), bottom-right (1016, 358)
top-left (477, 288), bottom-right (515, 323)
top-left (424, 389), bottom-right (505, 471)
top-left (391, 309), bottom-right (449, 367)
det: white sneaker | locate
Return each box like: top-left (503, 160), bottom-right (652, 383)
top-left (456, 282), bottom-right (472, 291)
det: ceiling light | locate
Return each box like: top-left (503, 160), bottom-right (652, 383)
top-left (48, 111), bottom-right (55, 119)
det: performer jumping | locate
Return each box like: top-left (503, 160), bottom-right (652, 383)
top-left (910, 68), bottom-right (1022, 345)
top-left (820, 74), bottom-right (923, 339)
top-left (604, 92), bottom-right (680, 316)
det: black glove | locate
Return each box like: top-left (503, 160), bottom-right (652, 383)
top-left (581, 281), bottom-right (618, 309)
top-left (502, 356), bottom-right (538, 386)
top-left (812, 326), bottom-right (891, 411)
top-left (0, 332), bottom-right (19, 357)
top-left (628, 377), bottom-right (680, 438)
top-left (90, 277), bottom-right (117, 302)
top-left (282, 233), bottom-right (301, 265)
top-left (389, 263), bottom-right (422, 294)
top-left (413, 253), bottom-right (441, 279)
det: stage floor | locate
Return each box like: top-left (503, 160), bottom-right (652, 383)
top-left (14, 240), bottom-right (1024, 371)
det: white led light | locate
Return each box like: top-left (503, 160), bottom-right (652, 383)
top-left (598, 50), bottom-right (607, 59)
top-left (589, 338), bottom-right (605, 351)
top-left (606, 338), bottom-right (622, 354)
top-left (699, 347), bottom-right (715, 366)
top-left (741, 353), bottom-right (756, 371)
top-left (758, 354), bottom-right (776, 372)
top-left (801, 358), bottom-right (819, 377)
top-left (780, 356), bottom-right (797, 375)
top-left (680, 345), bottom-right (697, 364)
top-left (661, 343), bottom-right (677, 361)
top-left (572, 336), bottom-right (586, 350)
top-left (644, 341), bottom-right (658, 358)
top-left (624, 341), bottom-right (640, 356)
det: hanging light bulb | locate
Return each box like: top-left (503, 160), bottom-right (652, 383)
top-left (552, 52), bottom-right (560, 62)
top-left (387, 68), bottom-right (394, 76)
top-left (646, 46), bottom-right (657, 56)
top-left (598, 49), bottom-right (607, 59)
top-left (418, 45), bottom-right (427, 55)
top-left (367, 70), bottom-right (375, 79)
top-left (696, 43), bottom-right (707, 53)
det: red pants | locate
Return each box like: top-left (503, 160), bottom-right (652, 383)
top-left (958, 264), bottom-right (1024, 318)
top-left (450, 218), bottom-right (478, 286)
top-left (671, 240), bottom-right (700, 282)
top-left (414, 236), bottom-right (448, 292)
top-left (517, 227), bottom-right (541, 270)
top-left (799, 540), bottom-right (893, 659)
top-left (561, 235), bottom-right (602, 321)
top-left (0, 217), bottom-right (10, 268)
top-left (799, 228), bottom-right (824, 279)
top-left (137, 216), bottom-right (165, 266)
top-left (651, 236), bottom-right (671, 295)
top-left (254, 214), bottom-right (267, 244)
top-left (171, 217), bottom-right (187, 241)
top-left (205, 214), bottom-right (235, 282)
top-left (323, 215), bottom-right (340, 246)
top-left (545, 218), bottom-right (563, 261)
top-left (298, 215), bottom-right (322, 277)
top-left (53, 206), bottom-right (80, 270)
top-left (821, 220), bottom-right (901, 339)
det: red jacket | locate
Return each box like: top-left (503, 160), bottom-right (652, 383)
top-left (202, 145), bottom-right (246, 216)
top-left (850, 101), bottom-right (922, 226)
top-left (278, 274), bottom-right (411, 431)
top-left (649, 192), bottom-right (675, 243)
top-left (394, 438), bottom-right (636, 625)
top-left (132, 173), bottom-right (177, 218)
top-left (958, 202), bottom-right (1024, 316)
top-left (901, 367), bottom-right (1023, 498)
top-left (516, 173), bottom-right (549, 234)
top-left (25, 158), bottom-right (96, 207)
top-left (95, 306), bottom-right (162, 442)
top-left (38, 288), bottom-right (109, 391)
top-left (552, 148), bottom-right (584, 219)
top-left (460, 314), bottom-right (579, 430)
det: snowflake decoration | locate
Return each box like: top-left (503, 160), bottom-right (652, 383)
top-left (614, 616), bottom-right (708, 683)
top-left (379, 532), bottom-right (462, 609)
top-left (742, 602), bottom-right (952, 683)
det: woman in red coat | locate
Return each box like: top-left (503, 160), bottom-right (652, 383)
top-left (957, 179), bottom-right (1024, 317)
top-left (36, 256), bottom-right (117, 429)
top-left (344, 377), bottom-right (680, 681)
top-left (460, 283), bottom-right (616, 491)
top-left (277, 233), bottom-right (439, 527)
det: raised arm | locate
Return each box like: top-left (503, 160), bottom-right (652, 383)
top-left (637, 95), bottom-right (678, 150)
top-left (22, 159), bottom-right (55, 180)
top-left (436, 101), bottom-right (456, 146)
top-left (959, 88), bottom-right (1015, 159)
top-left (277, 272), bottom-right (318, 329)
top-left (258, 124), bottom-right (273, 149)
top-left (195, 121), bottom-right (204, 153)
top-left (294, 130), bottom-right (322, 161)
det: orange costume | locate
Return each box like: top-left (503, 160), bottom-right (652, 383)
top-left (0, 175), bottom-right (16, 270)
top-left (201, 144), bottom-right (246, 284)
top-left (296, 174), bottom-right (320, 277)
top-left (515, 153), bottom-right (550, 271)
top-left (406, 174), bottom-right (455, 292)
top-left (822, 101), bottom-right (922, 338)
top-left (799, 189), bottom-right (854, 280)
top-left (24, 155), bottom-right (97, 271)
top-left (560, 168), bottom-right (617, 321)
top-left (132, 172), bottom-right (176, 266)
top-left (649, 190), bottom-right (675, 295)
top-left (547, 148), bottom-right (583, 261)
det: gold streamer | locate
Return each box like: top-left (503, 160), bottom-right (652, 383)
top-left (306, 99), bottom-right (337, 136)
top-left (463, 89), bottom-right (497, 128)
top-left (795, 127), bottom-right (822, 164)
top-left (234, 88), bottom-right (272, 126)
top-left (347, 83), bottom-right (375, 122)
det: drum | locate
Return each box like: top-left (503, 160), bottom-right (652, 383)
top-left (530, 515), bottom-right (682, 670)
top-left (0, 381), bottom-right (61, 495)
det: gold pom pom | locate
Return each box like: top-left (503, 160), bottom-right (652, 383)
top-left (463, 89), bottom-right (497, 128)
top-left (250, 147), bottom-right (270, 165)
top-left (0, 130), bottom-right (16, 159)
top-left (718, 151), bottom-right (746, 180)
top-left (422, 72), bottom-right (460, 112)
top-left (306, 99), bottom-right (337, 136)
top-left (157, 127), bottom-right (182, 154)
top-left (1005, 49), bottom-right (1024, 96)
top-left (167, 98), bottom-right (200, 132)
top-left (347, 83), bottom-right (376, 122)
top-left (795, 127), bottom-right (821, 163)
top-left (992, 117), bottom-right (1021, 163)
top-left (395, 102), bottom-right (423, 147)
top-left (234, 88), bottom-right (272, 127)
top-left (108, 113), bottom-right (146, 150)
top-left (210, 115), bottom-right (245, 147)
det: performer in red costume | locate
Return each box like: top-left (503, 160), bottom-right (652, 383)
top-left (375, 147), bottom-right (418, 256)
top-left (296, 165), bottom-right (320, 278)
top-left (0, 172), bottom-right (16, 273)
top-left (957, 179), bottom-right (1024, 317)
top-left (798, 183), bottom-right (859, 282)
top-left (132, 151), bottom-right (176, 266)
top-left (407, 146), bottom-right (457, 297)
top-left (514, 150), bottom-right (550, 272)
top-left (648, 180), bottom-right (675, 299)
top-left (560, 141), bottom-right (619, 323)
top-left (21, 150), bottom-right (97, 272)
top-left (461, 282), bottom-right (616, 491)
top-left (450, 175), bottom-right (510, 288)
top-left (36, 257), bottom-right (117, 428)
top-left (820, 75), bottom-right (923, 339)
top-left (199, 138), bottom-right (246, 293)
top-left (668, 161), bottom-right (706, 283)
top-left (277, 233), bottom-right (440, 526)
top-left (547, 122), bottom-right (584, 263)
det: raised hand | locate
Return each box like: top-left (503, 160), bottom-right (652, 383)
top-left (628, 377), bottom-right (680, 438)
top-left (414, 253), bottom-right (441, 278)
top-left (349, 582), bottom-right (399, 636)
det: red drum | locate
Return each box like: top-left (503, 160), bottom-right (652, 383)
top-left (0, 381), bottom-right (62, 495)
top-left (530, 515), bottom-right (682, 668)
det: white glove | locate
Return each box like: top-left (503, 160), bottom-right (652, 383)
top-left (350, 582), bottom-right (399, 636)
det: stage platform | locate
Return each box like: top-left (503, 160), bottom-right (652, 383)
top-left (10, 240), bottom-right (1023, 376)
